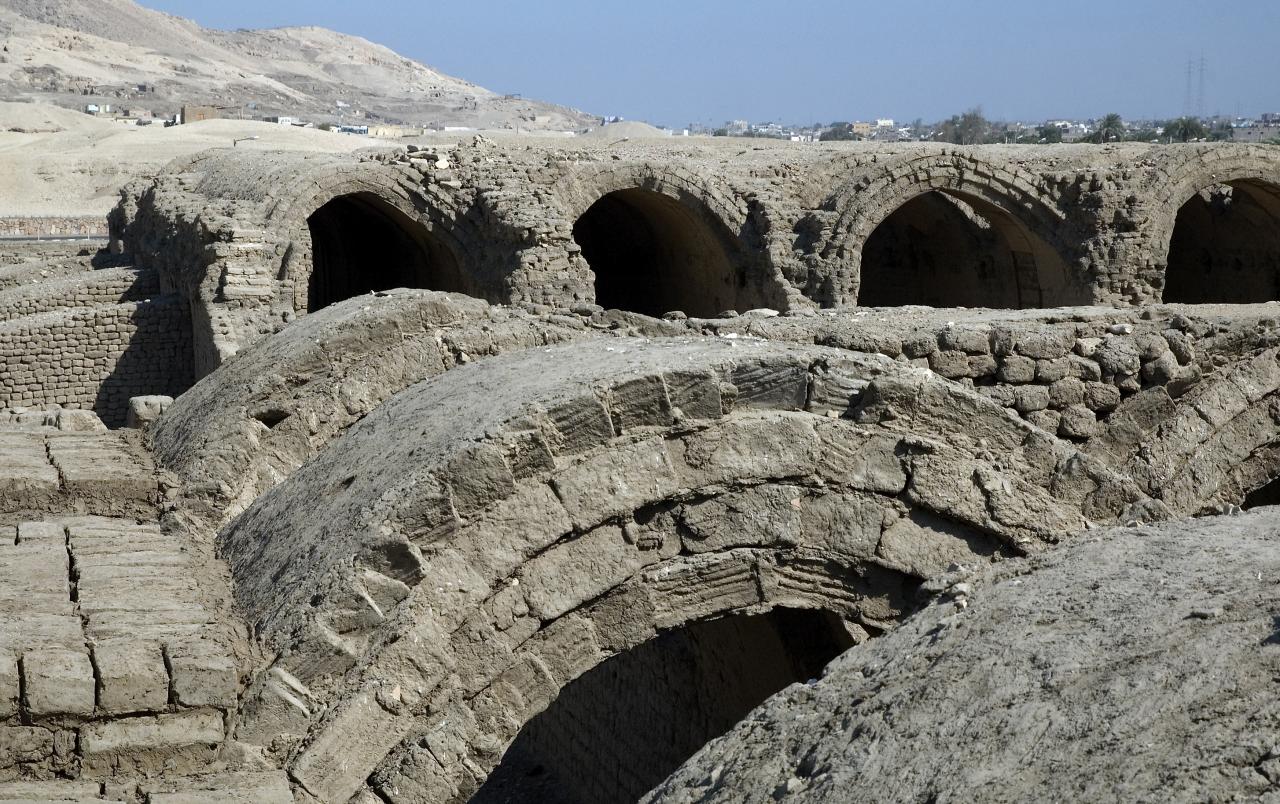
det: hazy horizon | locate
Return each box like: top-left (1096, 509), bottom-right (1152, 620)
top-left (141, 0), bottom-right (1280, 128)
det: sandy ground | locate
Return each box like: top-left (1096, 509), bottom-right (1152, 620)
top-left (0, 103), bottom-right (382, 216)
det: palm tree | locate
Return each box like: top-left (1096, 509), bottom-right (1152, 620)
top-left (1164, 117), bottom-right (1208, 143)
top-left (1092, 113), bottom-right (1126, 143)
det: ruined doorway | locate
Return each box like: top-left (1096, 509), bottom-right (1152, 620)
top-left (306, 192), bottom-right (466, 312)
top-left (1162, 181), bottom-right (1280, 304)
top-left (857, 190), bottom-right (1073, 309)
top-left (469, 607), bottom-right (855, 804)
top-left (572, 188), bottom-right (740, 318)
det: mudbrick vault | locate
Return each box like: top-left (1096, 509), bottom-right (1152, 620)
top-left (0, 137), bottom-right (1279, 802)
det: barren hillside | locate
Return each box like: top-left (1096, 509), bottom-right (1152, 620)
top-left (0, 0), bottom-right (595, 131)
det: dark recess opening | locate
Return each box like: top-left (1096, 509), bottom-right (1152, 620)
top-left (470, 607), bottom-right (854, 804)
top-left (1244, 476), bottom-right (1280, 510)
top-left (1162, 182), bottom-right (1280, 304)
top-left (572, 188), bottom-right (739, 318)
top-left (857, 190), bottom-right (1073, 309)
top-left (306, 192), bottom-right (466, 312)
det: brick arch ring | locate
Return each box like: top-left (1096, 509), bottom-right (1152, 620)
top-left (261, 163), bottom-right (490, 309)
top-left (818, 151), bottom-right (1082, 306)
top-left (547, 163), bottom-right (792, 312)
top-left (1136, 146), bottom-right (1280, 284)
top-left (214, 337), bottom-right (1155, 802)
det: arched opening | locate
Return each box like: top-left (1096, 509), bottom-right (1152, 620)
top-left (857, 190), bottom-right (1073, 309)
top-left (306, 192), bottom-right (467, 312)
top-left (1162, 181), bottom-right (1280, 304)
top-left (572, 188), bottom-right (740, 318)
top-left (471, 607), bottom-right (855, 804)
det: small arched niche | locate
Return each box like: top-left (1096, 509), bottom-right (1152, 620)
top-left (572, 188), bottom-right (741, 318)
top-left (305, 192), bottom-right (467, 312)
top-left (857, 190), bottom-right (1075, 309)
top-left (470, 607), bottom-right (855, 804)
top-left (1162, 180), bottom-right (1280, 304)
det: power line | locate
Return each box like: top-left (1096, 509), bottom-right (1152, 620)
top-left (1183, 57), bottom-right (1194, 117)
top-left (1182, 55), bottom-right (1208, 119)
top-left (1196, 54), bottom-right (1207, 119)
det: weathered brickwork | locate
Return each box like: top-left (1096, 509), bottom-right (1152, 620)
top-left (0, 246), bottom-right (106, 290)
top-left (0, 140), bottom-right (1278, 801)
top-left (134, 289), bottom-right (1280, 802)
top-left (0, 267), bottom-right (159, 322)
top-left (112, 140), bottom-right (1280, 377)
top-left (0, 297), bottom-right (192, 427)
top-left (208, 336), bottom-right (1148, 802)
top-left (0, 519), bottom-right (234, 779)
top-left (0, 217), bottom-right (108, 240)
top-left (468, 610), bottom-right (847, 804)
top-left (0, 413), bottom-right (254, 799)
top-left (0, 430), bottom-right (157, 526)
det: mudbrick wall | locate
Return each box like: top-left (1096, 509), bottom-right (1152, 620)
top-left (0, 268), bottom-right (160, 322)
top-left (0, 246), bottom-right (108, 290)
top-left (0, 422), bottom-right (286, 802)
top-left (135, 291), bottom-right (1280, 803)
top-left (0, 296), bottom-right (192, 427)
top-left (112, 139), bottom-right (1280, 376)
top-left (1, 139), bottom-right (1280, 802)
top-left (0, 217), bottom-right (108, 240)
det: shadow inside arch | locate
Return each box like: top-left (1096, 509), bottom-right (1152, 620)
top-left (856, 188), bottom-right (1083, 308)
top-left (1162, 179), bottom-right (1280, 304)
top-left (571, 187), bottom-right (753, 318)
top-left (305, 192), bottom-right (472, 312)
top-left (470, 607), bottom-right (855, 804)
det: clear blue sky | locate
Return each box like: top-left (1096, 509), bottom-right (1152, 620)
top-left (141, 0), bottom-right (1280, 127)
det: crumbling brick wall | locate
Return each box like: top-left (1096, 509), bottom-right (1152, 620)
top-left (0, 297), bottom-right (193, 426)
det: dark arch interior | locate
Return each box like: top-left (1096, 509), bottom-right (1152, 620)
top-left (1162, 181), bottom-right (1280, 304)
top-left (572, 188), bottom-right (741, 318)
top-left (470, 607), bottom-right (855, 804)
top-left (1244, 475), bottom-right (1280, 510)
top-left (857, 190), bottom-right (1075, 309)
top-left (306, 192), bottom-right (467, 312)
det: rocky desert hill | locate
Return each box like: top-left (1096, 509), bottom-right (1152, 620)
top-left (0, 0), bottom-right (595, 131)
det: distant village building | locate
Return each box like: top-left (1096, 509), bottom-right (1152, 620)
top-left (181, 106), bottom-right (220, 124)
top-left (1235, 126), bottom-right (1280, 144)
top-left (1057, 122), bottom-right (1091, 142)
top-left (367, 125), bottom-right (426, 139)
top-left (850, 122), bottom-right (873, 137)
